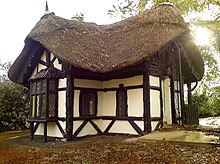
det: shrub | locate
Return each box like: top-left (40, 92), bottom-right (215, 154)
top-left (0, 81), bottom-right (29, 131)
top-left (192, 86), bottom-right (220, 118)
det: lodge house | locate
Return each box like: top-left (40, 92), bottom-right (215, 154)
top-left (9, 3), bottom-right (204, 142)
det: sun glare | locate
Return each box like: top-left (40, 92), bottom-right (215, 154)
top-left (194, 27), bottom-right (211, 46)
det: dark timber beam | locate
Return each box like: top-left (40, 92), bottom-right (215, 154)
top-left (170, 62), bottom-right (177, 125)
top-left (187, 82), bottom-right (192, 107)
top-left (56, 121), bottom-right (66, 138)
top-left (159, 77), bottom-right (163, 128)
top-left (104, 120), bottom-right (115, 134)
top-left (128, 120), bottom-right (143, 135)
top-left (65, 63), bottom-right (74, 141)
top-left (89, 120), bottom-right (103, 134)
top-left (73, 120), bottom-right (88, 138)
top-left (143, 63), bottom-right (151, 133)
top-left (44, 122), bottom-right (47, 142)
top-left (175, 42), bottom-right (184, 125)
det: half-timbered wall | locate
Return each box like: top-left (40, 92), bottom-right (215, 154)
top-left (149, 75), bottom-right (162, 130)
top-left (31, 49), bottom-right (177, 139)
top-left (72, 76), bottom-right (144, 137)
top-left (103, 76), bottom-right (144, 134)
top-left (32, 51), bottom-right (65, 137)
top-left (162, 78), bottom-right (172, 124)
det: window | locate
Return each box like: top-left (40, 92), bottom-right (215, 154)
top-left (30, 67), bottom-right (61, 119)
top-left (30, 80), bottom-right (47, 118)
top-left (79, 90), bottom-right (97, 116)
top-left (174, 81), bottom-right (181, 118)
top-left (48, 80), bottom-right (58, 117)
top-left (116, 84), bottom-right (128, 116)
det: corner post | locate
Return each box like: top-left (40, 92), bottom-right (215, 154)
top-left (65, 63), bottom-right (74, 141)
top-left (143, 62), bottom-right (151, 133)
top-left (187, 82), bottom-right (192, 107)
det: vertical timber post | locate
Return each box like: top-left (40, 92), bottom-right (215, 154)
top-left (170, 58), bottom-right (177, 125)
top-left (186, 82), bottom-right (192, 124)
top-left (143, 62), bottom-right (151, 133)
top-left (65, 63), bottom-right (74, 141)
top-left (187, 82), bottom-right (192, 107)
top-left (159, 77), bottom-right (163, 128)
top-left (175, 42), bottom-right (184, 125)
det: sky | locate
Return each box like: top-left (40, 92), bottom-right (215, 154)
top-left (0, 1), bottom-right (218, 64)
top-left (0, 0), bottom-right (116, 63)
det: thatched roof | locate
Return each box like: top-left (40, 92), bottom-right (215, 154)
top-left (9, 4), bottom-right (204, 84)
top-left (29, 66), bottom-right (65, 81)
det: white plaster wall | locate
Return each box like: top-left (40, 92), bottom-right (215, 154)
top-left (134, 121), bottom-right (144, 131)
top-left (35, 124), bottom-right (44, 135)
top-left (38, 63), bottom-right (47, 72)
top-left (93, 120), bottom-right (111, 131)
top-left (74, 90), bottom-right (80, 117)
top-left (163, 78), bottom-right (172, 124)
top-left (31, 51), bottom-right (63, 78)
top-left (71, 76), bottom-right (144, 137)
top-left (58, 91), bottom-right (66, 117)
top-left (150, 75), bottom-right (160, 87)
top-left (150, 90), bottom-right (161, 117)
top-left (151, 121), bottom-right (159, 131)
top-left (34, 75), bottom-right (146, 138)
top-left (35, 123), bottom-right (63, 138)
top-left (74, 78), bottom-right (103, 88)
top-left (128, 89), bottom-right (143, 117)
top-left (59, 78), bottom-right (66, 88)
top-left (73, 121), bottom-right (98, 137)
top-left (103, 75), bottom-right (143, 88)
top-left (109, 120), bottom-right (138, 135)
top-left (53, 58), bottom-right (62, 70)
top-left (41, 51), bottom-right (47, 62)
top-left (102, 91), bottom-right (116, 116)
top-left (97, 92), bottom-right (103, 116)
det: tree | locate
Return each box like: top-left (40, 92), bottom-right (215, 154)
top-left (71, 12), bottom-right (85, 21)
top-left (0, 61), bottom-right (29, 131)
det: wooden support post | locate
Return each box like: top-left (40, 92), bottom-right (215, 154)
top-left (65, 64), bottom-right (74, 141)
top-left (30, 122), bottom-right (34, 140)
top-left (170, 65), bottom-right (177, 125)
top-left (159, 77), bottom-right (163, 128)
top-left (44, 122), bottom-right (47, 142)
top-left (143, 68), bottom-right (151, 133)
top-left (187, 82), bottom-right (192, 107)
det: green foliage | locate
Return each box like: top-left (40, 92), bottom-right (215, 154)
top-left (0, 80), bottom-right (29, 131)
top-left (0, 61), bottom-right (11, 82)
top-left (192, 86), bottom-right (220, 117)
top-left (0, 61), bottom-right (29, 131)
top-left (109, 0), bottom-right (220, 117)
top-left (71, 12), bottom-right (85, 21)
top-left (108, 0), bottom-right (140, 19)
top-left (197, 45), bottom-right (219, 92)
top-left (109, 0), bottom-right (220, 18)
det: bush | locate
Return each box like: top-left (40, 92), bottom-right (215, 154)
top-left (0, 81), bottom-right (29, 131)
top-left (192, 86), bottom-right (220, 118)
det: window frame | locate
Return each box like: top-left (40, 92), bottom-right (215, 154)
top-left (30, 78), bottom-right (58, 119)
top-left (116, 84), bottom-right (128, 117)
top-left (79, 90), bottom-right (98, 116)
top-left (30, 79), bottom-right (47, 118)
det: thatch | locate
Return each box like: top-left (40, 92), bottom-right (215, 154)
top-left (9, 4), bottom-right (204, 84)
top-left (29, 66), bottom-right (65, 81)
top-left (28, 4), bottom-right (190, 73)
